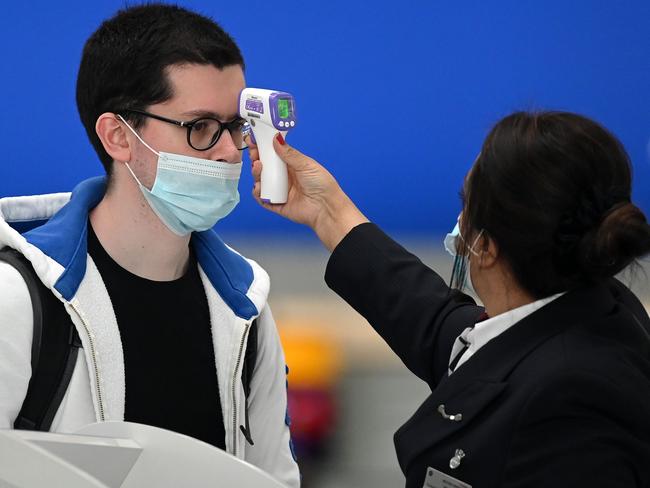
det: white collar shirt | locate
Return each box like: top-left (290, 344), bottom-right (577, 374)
top-left (448, 292), bottom-right (565, 375)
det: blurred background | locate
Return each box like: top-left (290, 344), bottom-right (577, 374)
top-left (1, 1), bottom-right (649, 486)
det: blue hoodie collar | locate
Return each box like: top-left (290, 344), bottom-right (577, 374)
top-left (24, 177), bottom-right (257, 319)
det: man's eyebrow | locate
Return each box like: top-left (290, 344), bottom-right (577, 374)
top-left (180, 109), bottom-right (241, 121)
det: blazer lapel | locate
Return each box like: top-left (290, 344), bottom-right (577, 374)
top-left (395, 282), bottom-right (617, 473)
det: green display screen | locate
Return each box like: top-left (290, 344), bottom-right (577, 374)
top-left (278, 98), bottom-right (291, 118)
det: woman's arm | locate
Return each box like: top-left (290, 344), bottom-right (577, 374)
top-left (249, 137), bottom-right (482, 384)
top-left (325, 222), bottom-right (481, 385)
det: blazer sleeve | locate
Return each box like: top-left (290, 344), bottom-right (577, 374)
top-left (325, 223), bottom-right (483, 387)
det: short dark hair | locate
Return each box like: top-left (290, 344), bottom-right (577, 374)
top-left (76, 3), bottom-right (244, 175)
top-left (462, 111), bottom-right (650, 298)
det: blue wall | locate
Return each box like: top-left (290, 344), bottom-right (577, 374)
top-left (1, 1), bottom-right (648, 237)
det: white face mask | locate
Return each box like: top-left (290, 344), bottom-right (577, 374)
top-left (119, 115), bottom-right (242, 236)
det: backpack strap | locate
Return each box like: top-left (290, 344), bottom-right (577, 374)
top-left (0, 248), bottom-right (81, 431)
top-left (0, 249), bottom-right (43, 384)
top-left (239, 318), bottom-right (258, 445)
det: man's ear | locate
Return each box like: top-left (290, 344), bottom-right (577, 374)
top-left (96, 113), bottom-right (131, 163)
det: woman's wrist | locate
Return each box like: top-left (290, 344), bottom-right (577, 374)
top-left (314, 188), bottom-right (369, 251)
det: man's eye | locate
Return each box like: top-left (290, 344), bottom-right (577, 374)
top-left (193, 121), bottom-right (208, 132)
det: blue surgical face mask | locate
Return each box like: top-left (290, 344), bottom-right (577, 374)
top-left (119, 115), bottom-right (242, 236)
top-left (444, 221), bottom-right (462, 257)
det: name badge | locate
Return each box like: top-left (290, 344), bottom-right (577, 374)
top-left (423, 467), bottom-right (472, 488)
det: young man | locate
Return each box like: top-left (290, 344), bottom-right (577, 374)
top-left (0, 4), bottom-right (299, 486)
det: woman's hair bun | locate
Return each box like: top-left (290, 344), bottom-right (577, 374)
top-left (578, 201), bottom-right (650, 279)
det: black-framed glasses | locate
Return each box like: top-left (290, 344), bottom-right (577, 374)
top-left (121, 109), bottom-right (247, 151)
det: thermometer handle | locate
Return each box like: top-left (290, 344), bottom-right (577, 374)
top-left (254, 124), bottom-right (288, 203)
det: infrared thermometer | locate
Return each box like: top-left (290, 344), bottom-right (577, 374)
top-left (239, 88), bottom-right (297, 203)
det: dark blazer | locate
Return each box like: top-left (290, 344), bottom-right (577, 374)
top-left (325, 223), bottom-right (650, 488)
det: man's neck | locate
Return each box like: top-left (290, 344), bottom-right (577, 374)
top-left (89, 178), bottom-right (191, 281)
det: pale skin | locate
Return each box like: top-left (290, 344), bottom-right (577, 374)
top-left (91, 63), bottom-right (245, 281)
top-left (250, 138), bottom-right (535, 317)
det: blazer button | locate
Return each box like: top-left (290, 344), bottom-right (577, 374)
top-left (437, 404), bottom-right (463, 422)
top-left (449, 448), bottom-right (465, 469)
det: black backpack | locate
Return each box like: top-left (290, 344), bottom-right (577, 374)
top-left (0, 247), bottom-right (258, 443)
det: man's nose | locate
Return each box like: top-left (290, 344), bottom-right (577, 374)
top-left (210, 130), bottom-right (242, 163)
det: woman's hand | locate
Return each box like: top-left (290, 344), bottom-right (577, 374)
top-left (249, 134), bottom-right (368, 251)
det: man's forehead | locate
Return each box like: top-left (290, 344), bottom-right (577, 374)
top-left (180, 108), bottom-right (239, 121)
top-left (162, 63), bottom-right (245, 118)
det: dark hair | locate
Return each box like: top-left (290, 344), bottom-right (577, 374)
top-left (462, 111), bottom-right (650, 298)
top-left (76, 3), bottom-right (244, 175)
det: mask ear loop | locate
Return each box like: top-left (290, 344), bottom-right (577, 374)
top-left (122, 159), bottom-right (145, 187)
top-left (115, 114), bottom-right (162, 188)
top-left (466, 229), bottom-right (484, 257)
top-left (116, 114), bottom-right (161, 157)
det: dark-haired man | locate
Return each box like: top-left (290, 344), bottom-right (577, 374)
top-left (0, 4), bottom-right (299, 486)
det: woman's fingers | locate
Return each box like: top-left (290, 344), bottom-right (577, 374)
top-left (252, 159), bottom-right (262, 183)
top-left (244, 134), bottom-right (259, 161)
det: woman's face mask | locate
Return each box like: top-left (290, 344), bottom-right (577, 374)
top-left (444, 216), bottom-right (484, 292)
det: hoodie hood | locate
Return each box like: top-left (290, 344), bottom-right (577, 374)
top-left (0, 176), bottom-right (263, 320)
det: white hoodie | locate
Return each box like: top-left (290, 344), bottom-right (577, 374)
top-left (0, 177), bottom-right (299, 487)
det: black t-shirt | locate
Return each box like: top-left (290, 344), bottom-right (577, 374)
top-left (87, 223), bottom-right (226, 449)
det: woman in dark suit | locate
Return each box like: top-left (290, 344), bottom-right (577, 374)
top-left (250, 111), bottom-right (650, 487)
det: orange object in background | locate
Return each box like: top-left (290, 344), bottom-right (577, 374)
top-left (279, 321), bottom-right (343, 458)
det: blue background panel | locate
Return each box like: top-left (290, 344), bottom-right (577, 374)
top-left (1, 1), bottom-right (648, 237)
